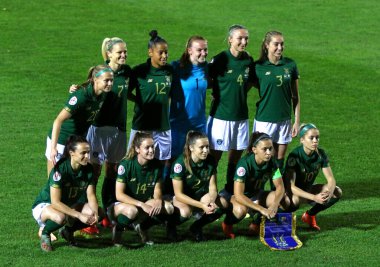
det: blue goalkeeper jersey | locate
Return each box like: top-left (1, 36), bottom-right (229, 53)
top-left (169, 60), bottom-right (208, 129)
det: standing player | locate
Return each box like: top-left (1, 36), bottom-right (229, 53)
top-left (47, 64), bottom-right (113, 176)
top-left (221, 132), bottom-right (285, 239)
top-left (170, 131), bottom-right (228, 242)
top-left (207, 24), bottom-right (256, 200)
top-left (166, 35), bottom-right (209, 194)
top-left (110, 132), bottom-right (174, 246)
top-left (253, 31), bottom-right (301, 171)
top-left (32, 135), bottom-right (99, 252)
top-left (70, 38), bottom-right (132, 216)
top-left (128, 30), bottom-right (173, 165)
top-left (283, 123), bottom-right (342, 230)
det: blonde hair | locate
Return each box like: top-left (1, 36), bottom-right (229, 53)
top-left (101, 37), bottom-right (126, 61)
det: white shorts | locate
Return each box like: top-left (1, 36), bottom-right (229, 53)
top-left (128, 129), bottom-right (171, 160)
top-left (253, 119), bottom-right (292, 144)
top-left (86, 125), bottom-right (127, 164)
top-left (32, 203), bottom-right (51, 228)
top-left (206, 117), bottom-right (249, 151)
top-left (45, 137), bottom-right (65, 162)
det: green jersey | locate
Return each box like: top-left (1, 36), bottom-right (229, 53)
top-left (255, 57), bottom-right (299, 122)
top-left (209, 50), bottom-right (256, 121)
top-left (93, 63), bottom-right (132, 131)
top-left (171, 154), bottom-right (217, 201)
top-left (116, 156), bottom-right (162, 202)
top-left (32, 158), bottom-right (95, 209)
top-left (49, 84), bottom-right (106, 144)
top-left (284, 146), bottom-right (330, 191)
top-left (131, 59), bottom-right (173, 131)
top-left (234, 153), bottom-right (281, 198)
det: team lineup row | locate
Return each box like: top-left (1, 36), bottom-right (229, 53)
top-left (32, 25), bottom-right (342, 251)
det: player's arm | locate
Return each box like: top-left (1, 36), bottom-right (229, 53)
top-left (268, 175), bottom-right (285, 213)
top-left (322, 166), bottom-right (337, 200)
top-left (86, 184), bottom-right (99, 223)
top-left (291, 79), bottom-right (300, 137)
top-left (50, 109), bottom-right (72, 164)
top-left (287, 170), bottom-right (324, 204)
top-left (127, 73), bottom-right (137, 102)
top-left (50, 186), bottom-right (94, 224)
top-left (146, 181), bottom-right (164, 216)
top-left (172, 178), bottom-right (213, 214)
top-left (115, 180), bottom-right (152, 214)
top-left (208, 174), bottom-right (218, 204)
top-left (234, 181), bottom-right (269, 217)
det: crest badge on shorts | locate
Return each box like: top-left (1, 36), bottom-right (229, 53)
top-left (260, 213), bottom-right (303, 251)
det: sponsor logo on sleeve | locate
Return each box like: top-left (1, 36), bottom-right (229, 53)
top-left (174, 163), bottom-right (182, 174)
top-left (68, 96), bottom-right (78, 105)
top-left (53, 171), bottom-right (62, 181)
top-left (237, 167), bottom-right (246, 177)
top-left (118, 165), bottom-right (125, 175)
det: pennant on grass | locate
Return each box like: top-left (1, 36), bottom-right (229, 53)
top-left (260, 212), bottom-right (302, 251)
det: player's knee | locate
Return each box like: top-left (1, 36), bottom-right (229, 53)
top-left (51, 212), bottom-right (66, 225)
top-left (125, 206), bottom-right (138, 219)
top-left (334, 186), bottom-right (342, 198)
top-left (233, 206), bottom-right (247, 219)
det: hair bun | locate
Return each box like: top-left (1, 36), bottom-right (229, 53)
top-left (149, 30), bottom-right (158, 39)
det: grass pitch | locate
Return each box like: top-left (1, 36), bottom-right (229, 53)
top-left (1, 0), bottom-right (379, 266)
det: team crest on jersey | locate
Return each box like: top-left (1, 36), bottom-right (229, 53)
top-left (53, 171), bottom-right (62, 181)
top-left (68, 96), bottom-right (78, 106)
top-left (288, 157), bottom-right (296, 167)
top-left (227, 70), bottom-right (233, 73)
top-left (237, 167), bottom-right (246, 177)
top-left (244, 67), bottom-right (250, 78)
top-left (283, 68), bottom-right (291, 79)
top-left (265, 71), bottom-right (271, 75)
top-left (174, 163), bottom-right (182, 174)
top-left (217, 139), bottom-right (223, 145)
top-left (118, 165), bottom-right (125, 175)
top-left (148, 79), bottom-right (153, 83)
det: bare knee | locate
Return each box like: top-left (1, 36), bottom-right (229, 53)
top-left (51, 212), bottom-right (66, 225)
top-left (334, 186), bottom-right (342, 198)
top-left (233, 205), bottom-right (247, 219)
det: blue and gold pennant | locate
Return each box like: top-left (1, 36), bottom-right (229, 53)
top-left (260, 213), bottom-right (302, 251)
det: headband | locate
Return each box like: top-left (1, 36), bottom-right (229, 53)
top-left (95, 68), bottom-right (113, 78)
top-left (253, 133), bottom-right (271, 146)
top-left (299, 123), bottom-right (317, 138)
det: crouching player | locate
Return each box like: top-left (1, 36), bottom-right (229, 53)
top-left (170, 131), bottom-right (228, 242)
top-left (221, 132), bottom-right (285, 239)
top-left (109, 132), bottom-right (174, 246)
top-left (32, 135), bottom-right (100, 252)
top-left (283, 123), bottom-right (342, 230)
